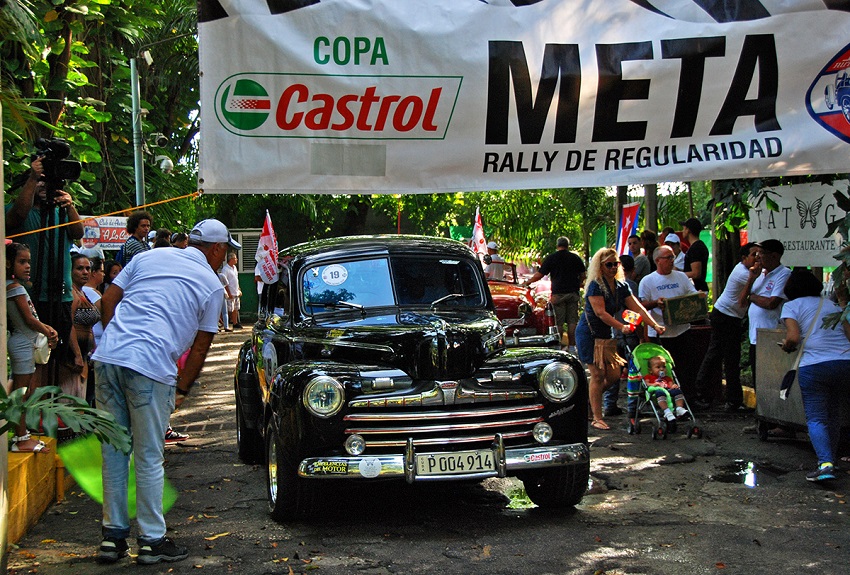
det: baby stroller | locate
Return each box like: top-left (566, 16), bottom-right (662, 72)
top-left (626, 342), bottom-right (703, 440)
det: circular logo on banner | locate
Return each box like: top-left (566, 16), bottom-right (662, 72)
top-left (81, 218), bottom-right (100, 248)
top-left (219, 78), bottom-right (271, 131)
top-left (321, 264), bottom-right (348, 286)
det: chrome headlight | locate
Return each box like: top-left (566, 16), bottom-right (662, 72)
top-left (538, 362), bottom-right (578, 403)
top-left (303, 376), bottom-right (345, 418)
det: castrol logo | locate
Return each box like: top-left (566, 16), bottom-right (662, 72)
top-left (215, 73), bottom-right (462, 139)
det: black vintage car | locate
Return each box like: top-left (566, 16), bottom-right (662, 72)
top-left (235, 235), bottom-right (589, 520)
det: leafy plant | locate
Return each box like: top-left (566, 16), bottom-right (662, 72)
top-left (2, 385), bottom-right (131, 454)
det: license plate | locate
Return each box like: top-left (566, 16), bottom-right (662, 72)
top-left (416, 449), bottom-right (495, 476)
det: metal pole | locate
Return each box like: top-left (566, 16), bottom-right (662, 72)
top-left (131, 57), bottom-right (145, 206)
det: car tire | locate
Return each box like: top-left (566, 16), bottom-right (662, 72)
top-left (266, 418), bottom-right (315, 521)
top-left (521, 462), bottom-right (589, 508)
top-left (236, 397), bottom-right (263, 464)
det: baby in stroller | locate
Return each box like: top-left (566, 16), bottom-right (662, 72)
top-left (644, 355), bottom-right (689, 422)
top-left (627, 342), bottom-right (701, 439)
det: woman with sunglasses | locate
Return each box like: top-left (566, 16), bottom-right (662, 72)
top-left (576, 248), bottom-right (664, 430)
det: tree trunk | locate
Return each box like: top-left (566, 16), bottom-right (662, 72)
top-left (644, 183), bottom-right (658, 232)
top-left (711, 181), bottom-right (739, 297)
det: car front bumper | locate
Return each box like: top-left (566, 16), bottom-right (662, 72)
top-left (297, 435), bottom-right (589, 483)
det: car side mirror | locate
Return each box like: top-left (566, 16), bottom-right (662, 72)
top-left (483, 254), bottom-right (492, 265)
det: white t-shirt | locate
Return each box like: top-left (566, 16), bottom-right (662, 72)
top-left (713, 262), bottom-right (750, 319)
top-left (92, 247), bottom-right (223, 385)
top-left (638, 270), bottom-right (697, 338)
top-left (485, 254), bottom-right (505, 280)
top-left (748, 265), bottom-right (791, 344)
top-left (673, 251), bottom-right (685, 271)
top-left (223, 262), bottom-right (240, 296)
top-left (781, 297), bottom-right (850, 367)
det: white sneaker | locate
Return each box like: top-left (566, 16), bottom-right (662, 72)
top-left (664, 409), bottom-right (676, 422)
top-left (675, 406), bottom-right (688, 417)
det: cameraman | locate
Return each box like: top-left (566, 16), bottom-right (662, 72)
top-left (5, 155), bottom-right (84, 380)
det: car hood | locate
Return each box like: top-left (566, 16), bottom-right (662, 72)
top-left (290, 309), bottom-right (505, 380)
top-left (488, 282), bottom-right (534, 307)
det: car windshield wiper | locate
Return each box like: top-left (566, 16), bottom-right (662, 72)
top-left (430, 293), bottom-right (478, 309)
top-left (305, 300), bottom-right (366, 317)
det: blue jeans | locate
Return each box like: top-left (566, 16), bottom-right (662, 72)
top-left (95, 362), bottom-right (174, 545)
top-left (798, 360), bottom-right (850, 466)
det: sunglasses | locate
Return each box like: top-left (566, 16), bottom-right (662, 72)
top-left (657, 255), bottom-right (674, 260)
top-left (604, 261), bottom-right (620, 269)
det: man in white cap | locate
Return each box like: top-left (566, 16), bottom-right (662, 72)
top-left (484, 241), bottom-right (505, 280)
top-left (92, 218), bottom-right (240, 566)
top-left (663, 234), bottom-right (685, 272)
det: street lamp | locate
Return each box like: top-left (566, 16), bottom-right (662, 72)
top-left (129, 33), bottom-right (194, 206)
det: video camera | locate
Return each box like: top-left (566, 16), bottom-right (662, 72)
top-left (33, 138), bottom-right (82, 185)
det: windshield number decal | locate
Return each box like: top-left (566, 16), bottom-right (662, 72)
top-left (322, 264), bottom-right (348, 286)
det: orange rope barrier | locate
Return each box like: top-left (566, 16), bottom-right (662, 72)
top-left (6, 191), bottom-right (202, 240)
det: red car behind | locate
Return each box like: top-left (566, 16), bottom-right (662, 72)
top-left (487, 263), bottom-right (560, 348)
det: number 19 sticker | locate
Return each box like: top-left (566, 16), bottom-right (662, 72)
top-left (322, 264), bottom-right (348, 286)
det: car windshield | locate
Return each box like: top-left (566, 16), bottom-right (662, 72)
top-left (301, 255), bottom-right (485, 313)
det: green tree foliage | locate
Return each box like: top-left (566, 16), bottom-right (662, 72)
top-left (2, 0), bottom-right (200, 231)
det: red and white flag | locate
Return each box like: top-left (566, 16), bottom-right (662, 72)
top-left (471, 206), bottom-right (487, 255)
top-left (615, 202), bottom-right (641, 256)
top-left (254, 210), bottom-right (279, 284)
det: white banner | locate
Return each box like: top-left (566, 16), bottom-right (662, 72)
top-left (747, 181), bottom-right (846, 268)
top-left (81, 216), bottom-right (129, 250)
top-left (198, 0), bottom-right (850, 194)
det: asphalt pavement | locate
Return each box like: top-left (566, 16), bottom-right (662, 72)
top-left (7, 330), bottom-right (850, 575)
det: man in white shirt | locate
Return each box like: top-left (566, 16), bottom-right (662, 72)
top-left (223, 252), bottom-right (242, 329)
top-left (693, 243), bottom-right (759, 411)
top-left (639, 245), bottom-right (701, 395)
top-left (741, 239), bottom-right (791, 388)
top-left (484, 241), bottom-right (505, 280)
top-left (92, 219), bottom-right (240, 566)
top-left (664, 234), bottom-right (686, 271)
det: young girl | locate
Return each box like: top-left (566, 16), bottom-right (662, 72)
top-left (6, 242), bottom-right (59, 452)
top-left (644, 355), bottom-right (689, 422)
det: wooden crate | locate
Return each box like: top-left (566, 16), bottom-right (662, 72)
top-left (7, 436), bottom-right (58, 544)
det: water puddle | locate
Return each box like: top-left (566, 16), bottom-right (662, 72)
top-left (709, 460), bottom-right (787, 487)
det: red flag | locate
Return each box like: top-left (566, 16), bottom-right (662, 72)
top-left (616, 202), bottom-right (641, 256)
top-left (471, 206), bottom-right (487, 255)
top-left (254, 210), bottom-right (279, 284)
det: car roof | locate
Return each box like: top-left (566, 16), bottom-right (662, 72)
top-left (280, 235), bottom-right (475, 261)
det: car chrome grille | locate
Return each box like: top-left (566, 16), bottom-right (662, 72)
top-left (343, 401), bottom-right (545, 451)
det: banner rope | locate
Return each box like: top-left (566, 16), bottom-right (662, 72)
top-left (6, 191), bottom-right (202, 240)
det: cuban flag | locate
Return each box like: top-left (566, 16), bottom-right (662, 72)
top-left (254, 210), bottom-right (279, 284)
top-left (615, 202), bottom-right (641, 256)
top-left (471, 206), bottom-right (488, 255)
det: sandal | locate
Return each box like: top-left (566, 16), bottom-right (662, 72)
top-left (10, 433), bottom-right (49, 453)
top-left (590, 420), bottom-right (611, 431)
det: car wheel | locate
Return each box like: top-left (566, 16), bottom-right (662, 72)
top-left (236, 397), bottom-right (263, 464)
top-left (521, 462), bottom-right (589, 508)
top-left (266, 419), bottom-right (315, 521)
top-left (842, 96), bottom-right (850, 124)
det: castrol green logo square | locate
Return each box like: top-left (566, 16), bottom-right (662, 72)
top-left (214, 73), bottom-right (462, 140)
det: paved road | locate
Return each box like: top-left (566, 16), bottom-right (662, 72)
top-left (8, 331), bottom-right (850, 574)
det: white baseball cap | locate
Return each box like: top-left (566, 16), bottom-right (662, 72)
top-left (189, 219), bottom-right (241, 249)
top-left (487, 241), bottom-right (499, 250)
top-left (664, 235), bottom-right (681, 245)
